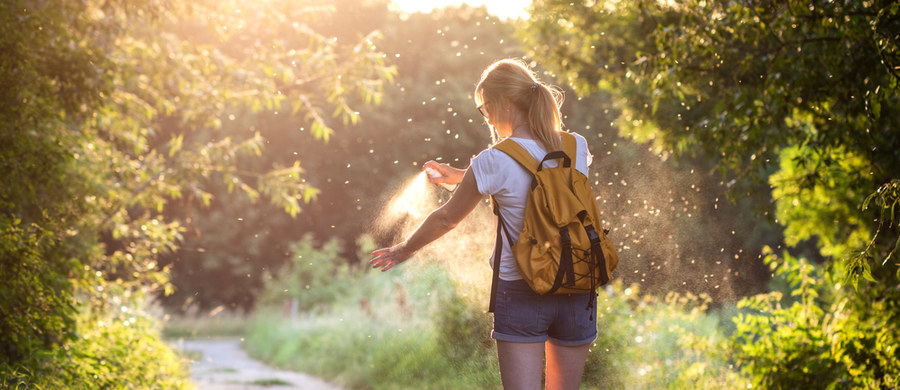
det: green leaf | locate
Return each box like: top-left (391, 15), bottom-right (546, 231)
top-left (168, 134), bottom-right (183, 157)
top-left (303, 186), bottom-right (320, 203)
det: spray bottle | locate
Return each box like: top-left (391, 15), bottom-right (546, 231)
top-left (425, 167), bottom-right (458, 192)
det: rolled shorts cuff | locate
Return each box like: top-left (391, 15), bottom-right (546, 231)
top-left (490, 329), bottom-right (596, 346)
top-left (549, 332), bottom-right (597, 347)
top-left (491, 329), bottom-right (546, 344)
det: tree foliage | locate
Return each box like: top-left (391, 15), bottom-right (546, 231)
top-left (521, 0), bottom-right (900, 386)
top-left (0, 0), bottom-right (391, 377)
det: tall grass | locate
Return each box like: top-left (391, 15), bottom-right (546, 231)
top-left (245, 235), bottom-right (748, 389)
top-left (247, 261), bottom-right (498, 389)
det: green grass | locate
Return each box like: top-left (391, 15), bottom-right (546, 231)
top-left (249, 378), bottom-right (293, 386)
top-left (162, 308), bottom-right (252, 339)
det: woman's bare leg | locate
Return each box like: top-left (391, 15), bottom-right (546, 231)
top-left (496, 340), bottom-right (545, 390)
top-left (545, 342), bottom-right (591, 390)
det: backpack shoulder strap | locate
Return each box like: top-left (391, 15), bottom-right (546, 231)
top-left (497, 134), bottom-right (578, 171)
top-left (561, 132), bottom-right (577, 162)
top-left (488, 195), bottom-right (515, 313)
top-left (493, 138), bottom-right (539, 175)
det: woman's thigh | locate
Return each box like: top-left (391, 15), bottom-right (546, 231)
top-left (496, 340), bottom-right (544, 390)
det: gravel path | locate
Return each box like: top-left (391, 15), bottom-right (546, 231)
top-left (172, 339), bottom-right (343, 390)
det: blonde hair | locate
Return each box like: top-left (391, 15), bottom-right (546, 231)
top-left (475, 58), bottom-right (564, 151)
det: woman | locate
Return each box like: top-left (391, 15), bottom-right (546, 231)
top-left (369, 58), bottom-right (596, 390)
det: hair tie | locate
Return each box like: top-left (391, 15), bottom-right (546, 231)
top-left (531, 82), bottom-right (539, 92)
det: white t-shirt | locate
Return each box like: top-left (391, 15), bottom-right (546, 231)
top-left (470, 132), bottom-right (592, 281)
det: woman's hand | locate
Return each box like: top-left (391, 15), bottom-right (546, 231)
top-left (423, 161), bottom-right (465, 185)
top-left (368, 243), bottom-right (412, 272)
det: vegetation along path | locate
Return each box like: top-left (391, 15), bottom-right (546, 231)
top-left (173, 339), bottom-right (343, 390)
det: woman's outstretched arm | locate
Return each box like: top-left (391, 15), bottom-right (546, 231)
top-left (369, 167), bottom-right (481, 271)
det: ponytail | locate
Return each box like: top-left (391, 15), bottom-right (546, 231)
top-left (528, 82), bottom-right (564, 152)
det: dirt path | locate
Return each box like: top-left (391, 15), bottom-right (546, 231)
top-left (172, 339), bottom-right (343, 390)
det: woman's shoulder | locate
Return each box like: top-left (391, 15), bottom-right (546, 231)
top-left (474, 145), bottom-right (516, 165)
top-left (470, 144), bottom-right (525, 194)
top-left (563, 130), bottom-right (588, 144)
top-left (563, 131), bottom-right (593, 169)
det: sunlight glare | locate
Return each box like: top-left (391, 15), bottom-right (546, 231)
top-left (390, 0), bottom-right (531, 20)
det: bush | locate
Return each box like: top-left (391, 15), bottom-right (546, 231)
top-left (732, 248), bottom-right (900, 389)
top-left (1, 305), bottom-right (192, 389)
top-left (257, 234), bottom-right (353, 313)
top-left (0, 217), bottom-right (78, 365)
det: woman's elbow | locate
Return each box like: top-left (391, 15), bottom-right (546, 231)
top-left (432, 210), bottom-right (461, 231)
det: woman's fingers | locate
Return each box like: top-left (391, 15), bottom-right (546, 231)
top-left (423, 161), bottom-right (450, 177)
top-left (423, 161), bottom-right (465, 185)
top-left (368, 252), bottom-right (389, 266)
top-left (369, 244), bottom-right (410, 272)
top-left (423, 162), bottom-right (447, 185)
top-left (380, 260), bottom-right (396, 272)
top-left (370, 248), bottom-right (390, 257)
top-left (368, 248), bottom-right (397, 272)
top-left (371, 257), bottom-right (395, 272)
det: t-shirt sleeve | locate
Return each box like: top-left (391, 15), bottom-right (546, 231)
top-left (572, 132), bottom-right (592, 175)
top-left (471, 148), bottom-right (504, 196)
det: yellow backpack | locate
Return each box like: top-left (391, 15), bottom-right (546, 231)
top-left (489, 132), bottom-right (619, 311)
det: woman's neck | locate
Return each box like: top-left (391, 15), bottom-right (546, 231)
top-left (510, 123), bottom-right (532, 139)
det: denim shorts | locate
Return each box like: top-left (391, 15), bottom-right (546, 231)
top-left (491, 278), bottom-right (598, 346)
